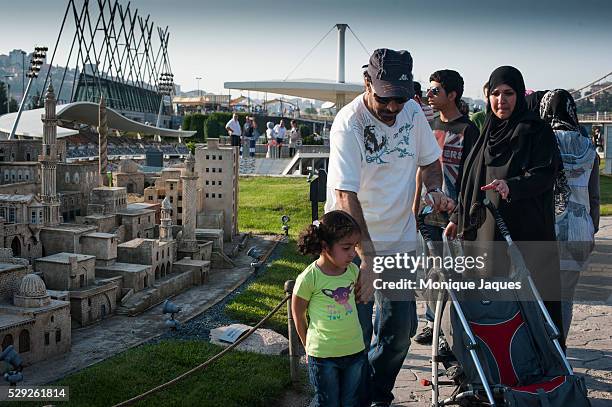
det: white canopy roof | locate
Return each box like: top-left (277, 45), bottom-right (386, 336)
top-left (0, 102), bottom-right (196, 139)
top-left (224, 79), bottom-right (364, 104)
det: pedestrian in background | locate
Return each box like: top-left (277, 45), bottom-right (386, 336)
top-left (289, 119), bottom-right (301, 157)
top-left (540, 89), bottom-right (600, 339)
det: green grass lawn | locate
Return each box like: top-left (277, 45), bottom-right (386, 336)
top-left (600, 174), bottom-right (612, 216)
top-left (9, 341), bottom-right (290, 407)
top-left (227, 177), bottom-right (317, 335)
top-left (238, 176), bottom-right (321, 237)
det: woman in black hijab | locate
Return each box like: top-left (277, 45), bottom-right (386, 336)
top-left (453, 66), bottom-right (564, 346)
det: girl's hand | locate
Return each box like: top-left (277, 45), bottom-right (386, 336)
top-left (481, 179), bottom-right (509, 200)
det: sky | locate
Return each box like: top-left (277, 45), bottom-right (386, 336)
top-left (0, 0), bottom-right (610, 100)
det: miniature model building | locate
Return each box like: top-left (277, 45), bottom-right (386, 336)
top-left (34, 253), bottom-right (119, 327)
top-left (144, 167), bottom-right (204, 227)
top-left (112, 159), bottom-right (144, 194)
top-left (177, 153), bottom-right (211, 261)
top-left (0, 253), bottom-right (71, 365)
top-left (194, 138), bottom-right (239, 241)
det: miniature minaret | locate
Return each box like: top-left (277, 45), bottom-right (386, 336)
top-left (160, 196), bottom-right (173, 241)
top-left (98, 96), bottom-right (108, 186)
top-left (180, 152), bottom-right (198, 241)
top-left (39, 84), bottom-right (61, 225)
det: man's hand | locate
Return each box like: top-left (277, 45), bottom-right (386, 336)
top-left (424, 191), bottom-right (455, 213)
top-left (356, 258), bottom-right (374, 303)
top-left (481, 179), bottom-right (509, 200)
top-left (444, 221), bottom-right (457, 239)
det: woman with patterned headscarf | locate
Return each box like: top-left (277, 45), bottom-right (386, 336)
top-left (451, 66), bottom-right (565, 347)
top-left (540, 89), bottom-right (600, 339)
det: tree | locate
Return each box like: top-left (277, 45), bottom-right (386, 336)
top-left (9, 98), bottom-right (18, 112)
top-left (28, 90), bottom-right (41, 110)
top-left (0, 82), bottom-right (7, 115)
top-left (185, 141), bottom-right (197, 154)
top-left (304, 107), bottom-right (317, 114)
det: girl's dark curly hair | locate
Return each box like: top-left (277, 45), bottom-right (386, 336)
top-left (297, 210), bottom-right (361, 256)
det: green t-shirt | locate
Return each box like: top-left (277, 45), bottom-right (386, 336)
top-left (294, 261), bottom-right (364, 358)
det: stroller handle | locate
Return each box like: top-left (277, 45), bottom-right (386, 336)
top-left (417, 206), bottom-right (434, 244)
top-left (483, 199), bottom-right (512, 244)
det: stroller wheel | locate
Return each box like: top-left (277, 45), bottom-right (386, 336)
top-left (445, 364), bottom-right (464, 383)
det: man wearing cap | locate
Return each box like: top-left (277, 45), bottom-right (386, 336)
top-left (325, 48), bottom-right (453, 406)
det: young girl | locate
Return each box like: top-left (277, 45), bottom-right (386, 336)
top-left (293, 210), bottom-right (366, 407)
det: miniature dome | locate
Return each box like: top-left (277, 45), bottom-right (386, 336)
top-left (18, 274), bottom-right (47, 298)
top-left (14, 274), bottom-right (51, 308)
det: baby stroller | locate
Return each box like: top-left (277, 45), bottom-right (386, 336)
top-left (417, 200), bottom-right (590, 407)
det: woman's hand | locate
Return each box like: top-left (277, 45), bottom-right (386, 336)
top-left (481, 179), bottom-right (510, 200)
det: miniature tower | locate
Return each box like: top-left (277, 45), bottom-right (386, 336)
top-left (39, 84), bottom-right (61, 225)
top-left (180, 153), bottom-right (198, 241)
top-left (177, 153), bottom-right (206, 260)
top-left (160, 196), bottom-right (173, 241)
top-left (98, 96), bottom-right (108, 186)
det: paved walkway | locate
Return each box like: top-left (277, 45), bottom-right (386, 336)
top-left (239, 157), bottom-right (292, 175)
top-left (391, 217), bottom-right (612, 406)
top-left (21, 235), bottom-right (278, 385)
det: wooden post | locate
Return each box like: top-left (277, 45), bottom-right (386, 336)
top-left (284, 280), bottom-right (300, 382)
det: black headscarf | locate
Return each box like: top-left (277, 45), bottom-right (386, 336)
top-left (525, 90), bottom-right (549, 114)
top-left (539, 89), bottom-right (581, 133)
top-left (482, 66), bottom-right (530, 164)
top-left (459, 66), bottom-right (543, 239)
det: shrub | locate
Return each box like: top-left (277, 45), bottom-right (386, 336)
top-left (302, 134), bottom-right (324, 145)
top-left (182, 114), bottom-right (192, 131)
top-left (298, 124), bottom-right (312, 138)
top-left (204, 117), bottom-right (224, 139)
top-left (185, 141), bottom-right (196, 154)
top-left (190, 114), bottom-right (207, 140)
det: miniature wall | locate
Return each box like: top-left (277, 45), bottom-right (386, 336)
top-left (0, 264), bottom-right (28, 303)
top-left (70, 286), bottom-right (117, 327)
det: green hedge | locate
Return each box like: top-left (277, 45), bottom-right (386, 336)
top-left (181, 113), bottom-right (325, 143)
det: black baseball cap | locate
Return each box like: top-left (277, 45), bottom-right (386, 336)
top-left (363, 49), bottom-right (415, 99)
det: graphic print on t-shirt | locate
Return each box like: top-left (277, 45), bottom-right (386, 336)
top-left (362, 109), bottom-right (420, 164)
top-left (322, 282), bottom-right (354, 318)
top-left (433, 129), bottom-right (463, 200)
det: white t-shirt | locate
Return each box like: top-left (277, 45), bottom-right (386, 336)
top-left (325, 94), bottom-right (441, 253)
top-left (225, 118), bottom-right (242, 136)
top-left (274, 125), bottom-right (287, 140)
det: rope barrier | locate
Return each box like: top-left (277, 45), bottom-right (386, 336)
top-left (112, 293), bottom-right (291, 407)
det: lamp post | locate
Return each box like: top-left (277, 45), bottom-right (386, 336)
top-left (9, 46), bottom-right (48, 140)
top-left (21, 51), bottom-right (26, 97)
top-left (156, 72), bottom-right (174, 128)
top-left (195, 76), bottom-right (202, 97)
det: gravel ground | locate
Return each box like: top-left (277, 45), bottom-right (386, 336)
top-left (150, 245), bottom-right (285, 344)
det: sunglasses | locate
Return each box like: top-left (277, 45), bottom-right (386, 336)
top-left (372, 93), bottom-right (409, 105)
top-left (427, 87), bottom-right (442, 96)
